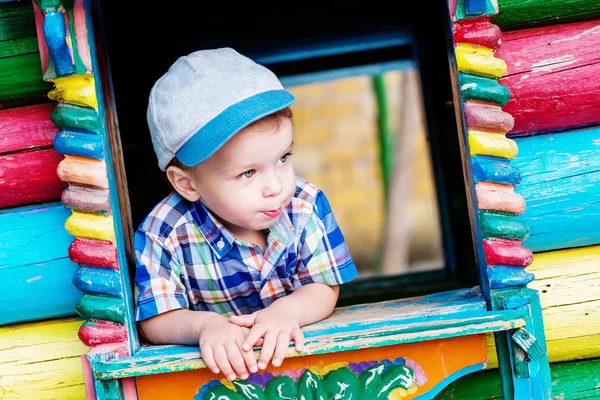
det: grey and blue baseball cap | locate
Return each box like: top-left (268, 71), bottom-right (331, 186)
top-left (147, 47), bottom-right (295, 171)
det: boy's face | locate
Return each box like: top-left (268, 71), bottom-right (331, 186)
top-left (169, 118), bottom-right (296, 237)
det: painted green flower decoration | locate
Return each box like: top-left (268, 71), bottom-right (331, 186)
top-left (196, 358), bottom-right (426, 400)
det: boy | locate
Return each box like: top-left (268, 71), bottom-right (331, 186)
top-left (134, 48), bottom-right (358, 382)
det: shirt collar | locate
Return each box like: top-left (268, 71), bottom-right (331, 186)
top-left (191, 201), bottom-right (295, 259)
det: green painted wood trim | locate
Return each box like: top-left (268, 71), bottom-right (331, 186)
top-left (75, 294), bottom-right (126, 324)
top-left (0, 2), bottom-right (36, 41)
top-left (458, 73), bottom-right (510, 106)
top-left (494, 0), bottom-right (600, 31)
top-left (437, 358), bottom-right (600, 399)
top-left (0, 52), bottom-right (55, 105)
top-left (479, 210), bottom-right (529, 241)
top-left (51, 103), bottom-right (102, 132)
top-left (0, 36), bottom-right (37, 58)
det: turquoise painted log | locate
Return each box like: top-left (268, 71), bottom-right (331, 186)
top-left (51, 103), bottom-right (101, 132)
top-left (54, 128), bottom-right (104, 159)
top-left (458, 73), bottom-right (510, 106)
top-left (513, 126), bottom-right (600, 252)
top-left (73, 267), bottom-right (122, 297)
top-left (471, 156), bottom-right (521, 185)
top-left (76, 294), bottom-right (125, 323)
top-left (488, 266), bottom-right (535, 289)
top-left (479, 211), bottom-right (529, 240)
top-left (0, 257), bottom-right (81, 325)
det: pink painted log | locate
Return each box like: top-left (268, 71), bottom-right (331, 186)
top-left (69, 238), bottom-right (119, 270)
top-left (483, 238), bottom-right (533, 267)
top-left (498, 20), bottom-right (600, 135)
top-left (464, 101), bottom-right (514, 132)
top-left (78, 321), bottom-right (128, 347)
top-left (87, 342), bottom-right (129, 358)
top-left (56, 155), bottom-right (109, 188)
top-left (0, 103), bottom-right (60, 154)
top-left (0, 149), bottom-right (67, 209)
top-left (62, 185), bottom-right (111, 215)
top-left (453, 18), bottom-right (502, 49)
top-left (475, 182), bottom-right (526, 214)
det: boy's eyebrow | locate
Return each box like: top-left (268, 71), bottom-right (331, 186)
top-left (225, 139), bottom-right (294, 174)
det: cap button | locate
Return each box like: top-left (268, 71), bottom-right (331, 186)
top-left (216, 239), bottom-right (225, 250)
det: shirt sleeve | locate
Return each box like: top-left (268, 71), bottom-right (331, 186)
top-left (134, 228), bottom-right (189, 321)
top-left (294, 190), bottom-right (359, 288)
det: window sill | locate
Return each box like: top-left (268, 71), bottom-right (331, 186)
top-left (91, 287), bottom-right (526, 380)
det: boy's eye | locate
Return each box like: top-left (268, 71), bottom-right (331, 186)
top-left (240, 170), bottom-right (255, 179)
top-left (278, 153), bottom-right (292, 164)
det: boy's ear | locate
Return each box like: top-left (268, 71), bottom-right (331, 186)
top-left (166, 165), bottom-right (201, 202)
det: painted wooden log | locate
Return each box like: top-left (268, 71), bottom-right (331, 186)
top-left (487, 266), bottom-right (535, 289)
top-left (69, 237), bottom-right (119, 270)
top-left (62, 185), bottom-right (111, 215)
top-left (73, 266), bottom-right (122, 297)
top-left (65, 211), bottom-right (115, 243)
top-left (459, 73), bottom-right (510, 106)
top-left (453, 17), bottom-right (502, 49)
top-left (51, 102), bottom-right (101, 132)
top-left (76, 294), bottom-right (125, 323)
top-left (513, 126), bottom-right (600, 252)
top-left (57, 155), bottom-right (109, 188)
top-left (78, 321), bottom-right (128, 347)
top-left (493, 0), bottom-right (600, 30)
top-left (468, 130), bottom-right (518, 159)
top-left (475, 182), bottom-right (525, 214)
top-left (40, 5), bottom-right (75, 76)
top-left (498, 20), bottom-right (600, 136)
top-left (0, 317), bottom-right (88, 399)
top-left (464, 101), bottom-right (514, 132)
top-left (455, 43), bottom-right (507, 78)
top-left (0, 148), bottom-right (66, 208)
top-left (48, 74), bottom-right (98, 109)
top-left (471, 156), bottom-right (521, 185)
top-left (54, 128), bottom-right (104, 159)
top-left (483, 238), bottom-right (533, 266)
top-left (453, 0), bottom-right (497, 20)
top-left (479, 210), bottom-right (529, 240)
top-left (0, 103), bottom-right (59, 154)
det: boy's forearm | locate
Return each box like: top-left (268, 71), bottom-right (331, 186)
top-left (139, 309), bottom-right (224, 345)
top-left (272, 283), bottom-right (339, 327)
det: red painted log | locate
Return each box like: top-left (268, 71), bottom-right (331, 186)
top-left (68, 237), bottom-right (119, 270)
top-left (453, 17), bottom-right (502, 49)
top-left (483, 238), bottom-right (533, 267)
top-left (78, 321), bottom-right (128, 347)
top-left (498, 20), bottom-right (600, 136)
top-left (0, 103), bottom-right (59, 154)
top-left (0, 149), bottom-right (66, 209)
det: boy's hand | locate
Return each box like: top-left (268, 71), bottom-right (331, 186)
top-left (198, 314), bottom-right (259, 381)
top-left (229, 304), bottom-right (305, 369)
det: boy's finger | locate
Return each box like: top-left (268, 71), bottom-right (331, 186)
top-left (230, 313), bottom-right (256, 328)
top-left (200, 343), bottom-right (219, 374)
top-left (240, 345), bottom-right (259, 374)
top-left (214, 344), bottom-right (236, 381)
top-left (272, 331), bottom-right (291, 367)
top-left (242, 324), bottom-right (267, 352)
top-left (291, 328), bottom-right (305, 352)
top-left (258, 331), bottom-right (277, 370)
top-left (225, 343), bottom-right (249, 380)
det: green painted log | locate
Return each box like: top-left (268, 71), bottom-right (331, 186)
top-left (51, 103), bottom-right (102, 132)
top-left (0, 2), bottom-right (52, 107)
top-left (75, 294), bottom-right (126, 324)
top-left (494, 0), bottom-right (600, 31)
top-left (437, 358), bottom-right (600, 399)
top-left (479, 210), bottom-right (529, 241)
top-left (458, 73), bottom-right (510, 106)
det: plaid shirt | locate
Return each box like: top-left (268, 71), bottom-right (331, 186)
top-left (134, 177), bottom-right (358, 321)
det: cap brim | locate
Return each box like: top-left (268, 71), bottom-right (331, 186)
top-left (176, 89), bottom-right (295, 167)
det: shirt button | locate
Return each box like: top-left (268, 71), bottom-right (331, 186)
top-left (216, 239), bottom-right (225, 250)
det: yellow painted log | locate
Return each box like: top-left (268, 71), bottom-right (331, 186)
top-left (48, 74), bottom-right (98, 109)
top-left (0, 318), bottom-right (88, 400)
top-left (469, 130), bottom-right (518, 159)
top-left (486, 245), bottom-right (600, 367)
top-left (455, 43), bottom-right (507, 78)
top-left (65, 211), bottom-right (115, 243)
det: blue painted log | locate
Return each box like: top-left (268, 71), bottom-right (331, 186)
top-left (513, 126), bottom-right (600, 252)
top-left (472, 156), bottom-right (521, 185)
top-left (73, 266), bottom-right (122, 297)
top-left (0, 202), bottom-right (80, 325)
top-left (42, 9), bottom-right (75, 76)
top-left (488, 266), bottom-right (535, 289)
top-left (54, 128), bottom-right (104, 159)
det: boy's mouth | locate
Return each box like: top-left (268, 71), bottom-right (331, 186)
top-left (262, 208), bottom-right (281, 218)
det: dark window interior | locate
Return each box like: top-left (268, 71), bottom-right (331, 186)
top-left (96, 0), bottom-right (477, 306)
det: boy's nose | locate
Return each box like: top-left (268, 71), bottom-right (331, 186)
top-left (263, 172), bottom-right (283, 197)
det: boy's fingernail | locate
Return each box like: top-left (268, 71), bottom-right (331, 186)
top-left (228, 374), bottom-right (236, 381)
top-left (241, 374), bottom-right (249, 380)
top-left (243, 344), bottom-right (249, 351)
top-left (258, 362), bottom-right (266, 369)
top-left (273, 358), bottom-right (281, 366)
top-left (250, 365), bottom-right (258, 373)
top-left (213, 368), bottom-right (220, 373)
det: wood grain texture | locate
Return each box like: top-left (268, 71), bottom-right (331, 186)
top-left (493, 0), bottom-right (600, 31)
top-left (498, 20), bottom-right (600, 136)
top-left (512, 127), bottom-right (600, 252)
top-left (0, 103), bottom-right (59, 154)
top-left (0, 148), bottom-right (66, 208)
top-left (0, 318), bottom-right (88, 399)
